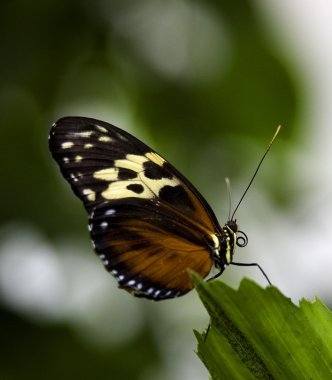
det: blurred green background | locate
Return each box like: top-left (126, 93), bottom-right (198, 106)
top-left (1, 1), bottom-right (331, 379)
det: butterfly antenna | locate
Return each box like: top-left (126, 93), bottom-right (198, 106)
top-left (231, 125), bottom-right (281, 220)
top-left (225, 177), bottom-right (232, 220)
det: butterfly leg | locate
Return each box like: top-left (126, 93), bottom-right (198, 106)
top-left (207, 266), bottom-right (226, 282)
top-left (231, 262), bottom-right (272, 285)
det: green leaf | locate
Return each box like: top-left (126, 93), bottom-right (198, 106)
top-left (193, 275), bottom-right (332, 380)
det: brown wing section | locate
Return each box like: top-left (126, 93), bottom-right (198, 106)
top-left (90, 198), bottom-right (214, 300)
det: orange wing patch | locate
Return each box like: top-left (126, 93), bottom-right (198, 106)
top-left (90, 198), bottom-right (214, 299)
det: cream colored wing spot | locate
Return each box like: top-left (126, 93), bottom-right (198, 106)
top-left (126, 154), bottom-right (149, 165)
top-left (115, 154), bottom-right (147, 172)
top-left (63, 157), bottom-right (69, 163)
top-left (98, 136), bottom-right (112, 143)
top-left (145, 152), bottom-right (165, 166)
top-left (82, 188), bottom-right (96, 201)
top-left (98, 152), bottom-right (178, 200)
top-left (93, 167), bottom-right (119, 181)
top-left (101, 181), bottom-right (154, 200)
top-left (138, 171), bottom-right (179, 195)
top-left (84, 143), bottom-right (94, 149)
top-left (76, 131), bottom-right (94, 138)
top-left (75, 155), bottom-right (83, 163)
top-left (117, 133), bottom-right (128, 141)
top-left (96, 125), bottom-right (108, 133)
top-left (61, 142), bottom-right (74, 149)
top-left (114, 153), bottom-right (164, 173)
top-left (100, 172), bottom-right (179, 200)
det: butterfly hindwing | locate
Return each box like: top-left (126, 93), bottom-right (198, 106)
top-left (49, 117), bottom-right (223, 299)
top-left (90, 198), bottom-right (213, 299)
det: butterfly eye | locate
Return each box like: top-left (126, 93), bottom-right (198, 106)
top-left (236, 230), bottom-right (248, 248)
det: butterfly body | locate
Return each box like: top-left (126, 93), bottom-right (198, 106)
top-left (49, 117), bottom-right (239, 300)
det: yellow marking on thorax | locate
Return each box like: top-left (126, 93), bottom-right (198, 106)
top-left (62, 142), bottom-right (74, 149)
top-left (209, 233), bottom-right (220, 257)
top-left (225, 226), bottom-right (236, 264)
top-left (210, 234), bottom-right (219, 249)
top-left (225, 241), bottom-right (232, 264)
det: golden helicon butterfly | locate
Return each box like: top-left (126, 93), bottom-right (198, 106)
top-left (49, 117), bottom-right (279, 300)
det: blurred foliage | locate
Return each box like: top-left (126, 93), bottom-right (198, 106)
top-left (0, 0), bottom-right (300, 379)
top-left (0, 306), bottom-right (160, 380)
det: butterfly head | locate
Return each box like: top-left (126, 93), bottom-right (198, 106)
top-left (209, 220), bottom-right (248, 270)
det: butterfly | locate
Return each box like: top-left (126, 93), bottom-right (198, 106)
top-left (49, 117), bottom-right (277, 300)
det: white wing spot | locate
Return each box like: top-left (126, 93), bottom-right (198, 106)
top-left (100, 221), bottom-right (108, 229)
top-left (137, 283), bottom-right (143, 290)
top-left (111, 269), bottom-right (118, 275)
top-left (154, 290), bottom-right (161, 297)
top-left (70, 173), bottom-right (79, 182)
top-left (147, 288), bottom-right (154, 294)
top-left (84, 143), bottom-right (94, 149)
top-left (127, 280), bottom-right (136, 286)
top-left (63, 157), bottom-right (69, 163)
top-left (105, 208), bottom-right (116, 216)
top-left (118, 275), bottom-right (124, 281)
top-left (62, 141), bottom-right (74, 149)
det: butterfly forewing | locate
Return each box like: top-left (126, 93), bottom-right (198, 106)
top-left (49, 117), bottom-right (222, 299)
top-left (49, 117), bottom-right (153, 213)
